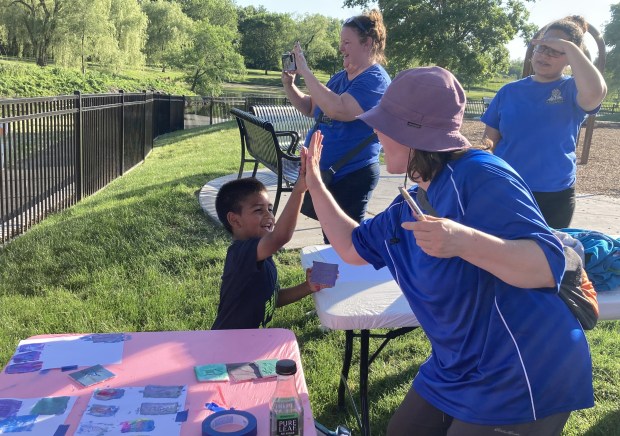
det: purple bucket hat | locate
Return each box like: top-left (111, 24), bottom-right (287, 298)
top-left (358, 66), bottom-right (471, 152)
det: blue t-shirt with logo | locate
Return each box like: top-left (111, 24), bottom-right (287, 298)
top-left (351, 150), bottom-right (593, 424)
top-left (212, 238), bottom-right (279, 330)
top-left (305, 64), bottom-right (390, 183)
top-left (481, 76), bottom-right (594, 192)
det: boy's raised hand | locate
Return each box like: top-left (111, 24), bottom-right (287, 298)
top-left (295, 146), bottom-right (308, 192)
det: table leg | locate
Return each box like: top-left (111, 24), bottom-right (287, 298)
top-left (360, 329), bottom-right (370, 436)
top-left (338, 330), bottom-right (354, 410)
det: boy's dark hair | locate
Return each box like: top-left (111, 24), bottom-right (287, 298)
top-left (215, 178), bottom-right (268, 234)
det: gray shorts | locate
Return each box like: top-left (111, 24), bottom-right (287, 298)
top-left (387, 387), bottom-right (570, 436)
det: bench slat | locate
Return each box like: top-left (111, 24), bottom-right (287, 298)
top-left (230, 107), bottom-right (302, 215)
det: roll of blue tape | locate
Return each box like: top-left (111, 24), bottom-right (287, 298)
top-left (202, 410), bottom-right (258, 436)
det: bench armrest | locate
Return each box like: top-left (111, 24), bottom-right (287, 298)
top-left (275, 130), bottom-right (301, 155)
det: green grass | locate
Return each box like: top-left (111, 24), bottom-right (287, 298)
top-left (464, 76), bottom-right (513, 100)
top-left (0, 123), bottom-right (618, 435)
top-left (225, 68), bottom-right (332, 95)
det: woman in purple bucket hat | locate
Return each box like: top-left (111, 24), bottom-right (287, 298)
top-left (301, 66), bottom-right (593, 435)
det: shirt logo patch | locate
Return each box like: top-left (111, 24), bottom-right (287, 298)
top-left (546, 88), bottom-right (564, 105)
top-left (319, 113), bottom-right (333, 126)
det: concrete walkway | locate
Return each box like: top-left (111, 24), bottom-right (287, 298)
top-left (199, 167), bottom-right (620, 249)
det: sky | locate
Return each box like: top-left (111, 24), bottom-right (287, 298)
top-left (233, 0), bottom-right (616, 60)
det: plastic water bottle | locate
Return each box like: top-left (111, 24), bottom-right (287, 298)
top-left (270, 359), bottom-right (304, 436)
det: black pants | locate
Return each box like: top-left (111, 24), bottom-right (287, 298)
top-left (532, 186), bottom-right (575, 229)
top-left (302, 163), bottom-right (380, 244)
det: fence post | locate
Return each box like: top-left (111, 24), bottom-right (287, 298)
top-left (74, 91), bottom-right (83, 201)
top-left (143, 90), bottom-right (147, 161)
top-left (120, 90), bottom-right (125, 175)
top-left (169, 93), bottom-right (173, 134)
top-left (209, 97), bottom-right (213, 126)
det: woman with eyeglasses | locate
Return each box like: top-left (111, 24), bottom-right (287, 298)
top-left (481, 15), bottom-right (606, 229)
top-left (281, 9), bottom-right (390, 241)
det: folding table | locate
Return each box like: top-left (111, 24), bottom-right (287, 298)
top-left (0, 328), bottom-right (317, 435)
top-left (302, 244), bottom-right (620, 436)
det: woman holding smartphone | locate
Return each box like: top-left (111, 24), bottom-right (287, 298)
top-left (302, 67), bottom-right (593, 436)
top-left (282, 9), bottom-right (390, 240)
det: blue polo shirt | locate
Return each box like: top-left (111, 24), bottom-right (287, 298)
top-left (305, 64), bottom-right (390, 183)
top-left (481, 76), bottom-right (593, 192)
top-left (352, 150), bottom-right (593, 424)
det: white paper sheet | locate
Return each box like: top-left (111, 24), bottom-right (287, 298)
top-left (75, 385), bottom-right (187, 436)
top-left (15, 335), bottom-right (124, 370)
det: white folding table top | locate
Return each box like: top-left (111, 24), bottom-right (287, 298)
top-left (301, 245), bottom-right (420, 331)
top-left (301, 245), bottom-right (620, 328)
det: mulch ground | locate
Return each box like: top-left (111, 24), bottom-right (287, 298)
top-left (460, 120), bottom-right (620, 198)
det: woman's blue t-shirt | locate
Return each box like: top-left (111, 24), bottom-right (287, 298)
top-left (481, 76), bottom-right (592, 192)
top-left (351, 150), bottom-right (593, 424)
top-left (305, 64), bottom-right (390, 183)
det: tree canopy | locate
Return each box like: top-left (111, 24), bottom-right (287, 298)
top-left (1, 0), bottom-right (595, 96)
top-left (142, 0), bottom-right (193, 72)
top-left (343, 0), bottom-right (536, 86)
top-left (238, 7), bottom-right (296, 74)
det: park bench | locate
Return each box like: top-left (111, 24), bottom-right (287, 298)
top-left (231, 106), bottom-right (313, 214)
top-left (250, 104), bottom-right (315, 153)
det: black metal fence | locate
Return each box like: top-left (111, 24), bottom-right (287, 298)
top-left (184, 95), bottom-right (291, 128)
top-left (184, 95), bottom-right (620, 128)
top-left (184, 95), bottom-right (494, 125)
top-left (1, 92), bottom-right (184, 244)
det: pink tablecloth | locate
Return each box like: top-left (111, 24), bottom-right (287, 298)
top-left (0, 328), bottom-right (317, 435)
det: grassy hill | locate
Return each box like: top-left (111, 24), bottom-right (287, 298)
top-left (0, 60), bottom-right (192, 98)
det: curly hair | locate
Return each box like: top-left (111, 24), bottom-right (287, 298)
top-left (546, 15), bottom-right (589, 51)
top-left (215, 177), bottom-right (267, 234)
top-left (343, 9), bottom-right (387, 65)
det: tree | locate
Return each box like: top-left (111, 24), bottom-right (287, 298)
top-left (142, 0), bottom-right (193, 71)
top-left (604, 3), bottom-right (620, 94)
top-left (7, 0), bottom-right (66, 66)
top-left (343, 0), bottom-right (535, 86)
top-left (177, 0), bottom-right (237, 26)
top-left (238, 9), bottom-right (294, 74)
top-left (0, 5), bottom-right (28, 57)
top-left (506, 57), bottom-right (523, 79)
top-left (108, 0), bottom-right (148, 68)
top-left (178, 20), bottom-right (244, 94)
top-left (55, 0), bottom-right (116, 73)
top-left (293, 14), bottom-right (341, 75)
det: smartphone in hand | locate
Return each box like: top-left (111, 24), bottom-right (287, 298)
top-left (398, 186), bottom-right (426, 221)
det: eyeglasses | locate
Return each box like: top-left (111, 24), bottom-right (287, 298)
top-left (533, 44), bottom-right (565, 58)
top-left (344, 16), bottom-right (368, 33)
